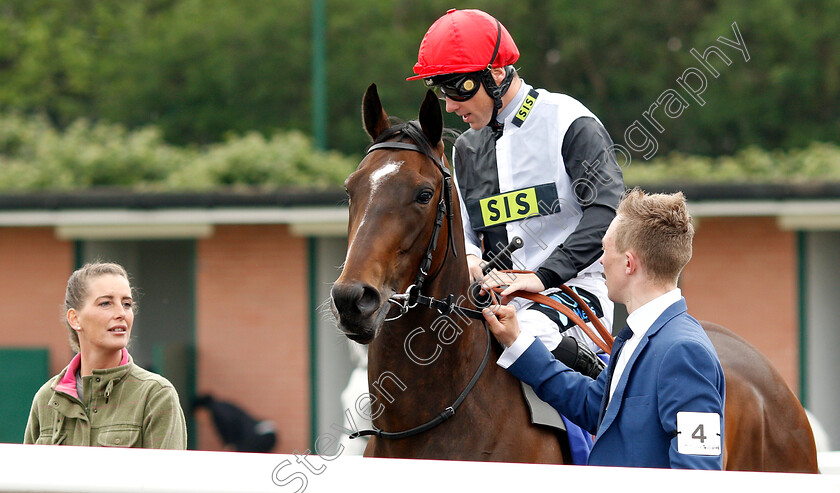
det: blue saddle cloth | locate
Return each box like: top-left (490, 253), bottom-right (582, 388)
top-left (562, 415), bottom-right (593, 465)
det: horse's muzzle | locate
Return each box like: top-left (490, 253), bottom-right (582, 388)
top-left (330, 281), bottom-right (384, 343)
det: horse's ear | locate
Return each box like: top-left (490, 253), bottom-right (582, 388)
top-left (362, 84), bottom-right (390, 141)
top-left (418, 89), bottom-right (443, 146)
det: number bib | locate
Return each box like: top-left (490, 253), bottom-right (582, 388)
top-left (676, 411), bottom-right (722, 456)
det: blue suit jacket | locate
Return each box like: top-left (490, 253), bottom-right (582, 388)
top-left (508, 298), bottom-right (725, 469)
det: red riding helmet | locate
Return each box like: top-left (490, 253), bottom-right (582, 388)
top-left (407, 9), bottom-right (520, 81)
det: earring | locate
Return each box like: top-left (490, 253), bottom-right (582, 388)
top-left (75, 326), bottom-right (81, 331)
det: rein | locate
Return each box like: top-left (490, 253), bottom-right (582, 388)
top-left (506, 279), bottom-right (615, 354)
top-left (349, 322), bottom-right (492, 441)
top-left (358, 276), bottom-right (614, 441)
top-left (388, 278), bottom-right (615, 354)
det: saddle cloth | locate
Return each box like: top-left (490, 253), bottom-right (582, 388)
top-left (521, 381), bottom-right (566, 430)
top-left (521, 381), bottom-right (594, 465)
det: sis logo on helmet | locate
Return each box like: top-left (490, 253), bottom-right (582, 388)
top-left (407, 9), bottom-right (520, 81)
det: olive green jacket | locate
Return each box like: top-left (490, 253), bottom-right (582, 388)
top-left (24, 350), bottom-right (187, 449)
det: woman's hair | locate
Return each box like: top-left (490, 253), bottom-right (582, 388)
top-left (613, 188), bottom-right (694, 285)
top-left (64, 262), bottom-right (136, 353)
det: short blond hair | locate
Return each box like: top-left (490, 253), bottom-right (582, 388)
top-left (64, 262), bottom-right (136, 353)
top-left (613, 188), bottom-right (694, 284)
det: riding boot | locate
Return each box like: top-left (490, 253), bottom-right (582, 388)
top-left (551, 336), bottom-right (606, 379)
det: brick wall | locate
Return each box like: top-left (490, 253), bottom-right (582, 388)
top-left (0, 216), bottom-right (799, 450)
top-left (680, 217), bottom-right (799, 391)
top-left (0, 227), bottom-right (74, 374)
top-left (195, 225), bottom-right (310, 453)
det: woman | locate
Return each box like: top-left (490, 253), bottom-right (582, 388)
top-left (24, 262), bottom-right (187, 448)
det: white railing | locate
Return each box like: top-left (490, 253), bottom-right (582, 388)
top-left (819, 451), bottom-right (840, 475)
top-left (0, 444), bottom-right (838, 493)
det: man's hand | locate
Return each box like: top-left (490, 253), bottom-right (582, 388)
top-left (480, 271), bottom-right (545, 297)
top-left (483, 304), bottom-right (521, 348)
top-left (466, 254), bottom-right (484, 283)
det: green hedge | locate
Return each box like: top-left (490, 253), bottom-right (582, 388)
top-left (624, 143), bottom-right (840, 185)
top-left (1, 112), bottom-right (839, 191)
top-left (0, 113), bottom-right (359, 191)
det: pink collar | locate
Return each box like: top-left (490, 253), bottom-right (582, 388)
top-left (54, 348), bottom-right (129, 398)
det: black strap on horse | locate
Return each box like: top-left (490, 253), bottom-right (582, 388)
top-left (349, 323), bottom-right (492, 441)
top-left (366, 124), bottom-right (457, 291)
top-left (353, 242), bottom-right (520, 441)
top-left (404, 285), bottom-right (487, 321)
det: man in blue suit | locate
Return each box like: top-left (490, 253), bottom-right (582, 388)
top-left (483, 188), bottom-right (725, 469)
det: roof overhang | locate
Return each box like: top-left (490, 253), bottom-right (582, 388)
top-left (0, 189), bottom-right (349, 239)
top-left (687, 200), bottom-right (840, 230)
top-left (670, 183), bottom-right (840, 230)
top-left (0, 183), bottom-right (838, 239)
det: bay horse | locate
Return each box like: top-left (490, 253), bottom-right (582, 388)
top-left (331, 84), bottom-right (566, 462)
top-left (703, 322), bottom-right (818, 472)
top-left (331, 84), bottom-right (819, 472)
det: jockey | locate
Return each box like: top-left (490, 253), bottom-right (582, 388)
top-left (408, 9), bottom-right (624, 380)
top-left (408, 9), bottom-right (625, 465)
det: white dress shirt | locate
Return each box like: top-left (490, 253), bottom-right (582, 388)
top-left (607, 288), bottom-right (682, 404)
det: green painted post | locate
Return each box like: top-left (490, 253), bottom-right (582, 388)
top-left (797, 232), bottom-right (808, 406)
top-left (312, 0), bottom-right (327, 150)
top-left (308, 237), bottom-right (319, 448)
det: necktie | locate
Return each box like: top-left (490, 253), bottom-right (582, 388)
top-left (599, 325), bottom-right (634, 421)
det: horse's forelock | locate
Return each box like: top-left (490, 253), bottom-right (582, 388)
top-left (367, 121), bottom-right (438, 162)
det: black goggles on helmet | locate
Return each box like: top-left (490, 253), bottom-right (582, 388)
top-left (425, 71), bottom-right (483, 101)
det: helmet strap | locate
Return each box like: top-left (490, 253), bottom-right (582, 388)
top-left (482, 65), bottom-right (516, 139)
top-left (482, 20), bottom-right (513, 139)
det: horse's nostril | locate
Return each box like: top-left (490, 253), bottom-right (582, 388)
top-left (358, 286), bottom-right (381, 317)
top-left (332, 282), bottom-right (381, 318)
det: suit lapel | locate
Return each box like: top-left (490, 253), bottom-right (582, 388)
top-left (595, 299), bottom-right (688, 440)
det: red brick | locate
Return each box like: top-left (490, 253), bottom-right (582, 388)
top-left (195, 225), bottom-right (310, 453)
top-left (0, 228), bottom-right (74, 374)
top-left (681, 217), bottom-right (799, 391)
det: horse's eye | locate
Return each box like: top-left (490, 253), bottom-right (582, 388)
top-left (416, 190), bottom-right (434, 204)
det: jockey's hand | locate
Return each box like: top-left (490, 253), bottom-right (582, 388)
top-left (483, 304), bottom-right (520, 348)
top-left (480, 271), bottom-right (545, 298)
top-left (466, 254), bottom-right (484, 283)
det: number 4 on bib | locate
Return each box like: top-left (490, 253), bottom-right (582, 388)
top-left (676, 411), bottom-right (721, 456)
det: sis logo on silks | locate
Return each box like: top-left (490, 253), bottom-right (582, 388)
top-left (676, 411), bottom-right (722, 456)
top-left (470, 183), bottom-right (560, 230)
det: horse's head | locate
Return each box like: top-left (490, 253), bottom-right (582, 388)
top-left (331, 84), bottom-right (452, 344)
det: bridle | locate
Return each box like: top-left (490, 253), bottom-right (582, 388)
top-left (349, 122), bottom-right (492, 441)
top-left (366, 123), bottom-right (457, 293)
top-left (365, 123), bottom-right (488, 323)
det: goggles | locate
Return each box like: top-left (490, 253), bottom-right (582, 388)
top-left (425, 72), bottom-right (483, 101)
